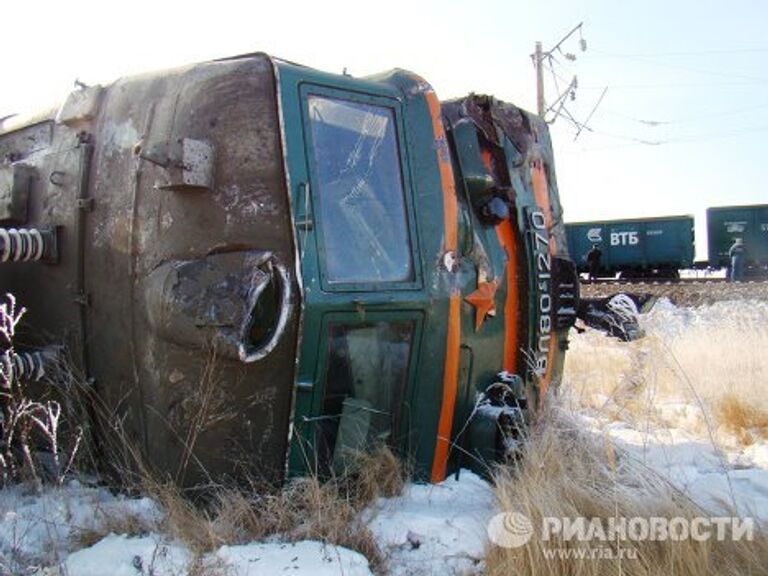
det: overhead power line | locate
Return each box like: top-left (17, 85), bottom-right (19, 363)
top-left (574, 87), bottom-right (608, 141)
top-left (559, 124), bottom-right (768, 153)
top-left (580, 80), bottom-right (768, 90)
top-left (588, 50), bottom-right (768, 83)
top-left (603, 102), bottom-right (768, 126)
top-left (588, 47), bottom-right (768, 57)
top-left (538, 35), bottom-right (768, 150)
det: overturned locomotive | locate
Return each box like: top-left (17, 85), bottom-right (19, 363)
top-left (0, 54), bottom-right (636, 486)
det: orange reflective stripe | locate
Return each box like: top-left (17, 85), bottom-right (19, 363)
top-left (495, 221), bottom-right (520, 374)
top-left (425, 93), bottom-right (459, 253)
top-left (423, 90), bottom-right (461, 483)
top-left (431, 293), bottom-right (461, 482)
top-left (479, 150), bottom-right (521, 375)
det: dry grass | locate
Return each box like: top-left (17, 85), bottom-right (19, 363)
top-left (45, 339), bottom-right (406, 572)
top-left (562, 300), bottom-right (768, 445)
top-left (72, 444), bottom-right (405, 573)
top-left (499, 298), bottom-right (768, 574)
top-left (717, 393), bottom-right (768, 446)
top-left (71, 504), bottom-right (156, 549)
top-left (142, 450), bottom-right (403, 571)
top-left (486, 409), bottom-right (768, 576)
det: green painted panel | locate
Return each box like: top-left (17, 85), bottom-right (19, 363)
top-left (276, 63), bottom-right (452, 480)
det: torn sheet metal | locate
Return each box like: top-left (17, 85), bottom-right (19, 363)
top-left (144, 250), bottom-right (292, 363)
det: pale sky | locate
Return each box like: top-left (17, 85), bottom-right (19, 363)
top-left (2, 0), bottom-right (767, 259)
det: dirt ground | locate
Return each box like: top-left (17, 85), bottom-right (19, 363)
top-left (580, 280), bottom-right (768, 306)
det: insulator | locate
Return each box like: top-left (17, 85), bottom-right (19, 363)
top-left (0, 228), bottom-right (48, 263)
top-left (10, 351), bottom-right (48, 381)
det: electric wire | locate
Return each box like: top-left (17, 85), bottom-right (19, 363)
top-left (587, 50), bottom-right (768, 83)
top-left (602, 102), bottom-right (768, 126)
top-left (558, 123), bottom-right (768, 153)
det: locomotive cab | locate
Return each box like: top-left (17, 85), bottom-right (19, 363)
top-left (277, 63), bottom-right (579, 481)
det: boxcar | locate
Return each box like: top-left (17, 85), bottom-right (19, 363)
top-left (707, 204), bottom-right (768, 276)
top-left (566, 215), bottom-right (695, 278)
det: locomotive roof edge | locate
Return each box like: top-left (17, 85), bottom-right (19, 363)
top-left (0, 51), bottom-right (427, 139)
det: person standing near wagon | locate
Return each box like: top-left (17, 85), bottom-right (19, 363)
top-left (728, 238), bottom-right (746, 282)
top-left (587, 244), bottom-right (603, 283)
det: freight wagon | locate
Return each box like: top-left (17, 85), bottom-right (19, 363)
top-left (707, 204), bottom-right (768, 277)
top-left (566, 216), bottom-right (695, 279)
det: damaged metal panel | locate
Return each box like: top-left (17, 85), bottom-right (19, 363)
top-left (0, 54), bottom-right (300, 487)
top-left (89, 55), bottom-right (298, 485)
top-left (55, 85), bottom-right (103, 129)
top-left (462, 95), bottom-right (535, 155)
top-left (145, 250), bottom-right (292, 362)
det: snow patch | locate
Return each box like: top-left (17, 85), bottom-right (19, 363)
top-left (65, 534), bottom-right (190, 576)
top-left (216, 541), bottom-right (373, 576)
top-left (367, 470), bottom-right (495, 576)
top-left (577, 406), bottom-right (768, 524)
top-left (641, 297), bottom-right (768, 340)
top-left (0, 481), bottom-right (160, 569)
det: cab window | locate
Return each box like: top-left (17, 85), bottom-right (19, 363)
top-left (307, 95), bottom-right (413, 284)
top-left (315, 320), bottom-right (415, 472)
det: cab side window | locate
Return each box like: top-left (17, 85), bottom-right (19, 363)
top-left (307, 95), bottom-right (413, 284)
top-left (317, 320), bottom-right (415, 471)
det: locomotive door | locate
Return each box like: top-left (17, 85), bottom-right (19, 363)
top-left (282, 81), bottom-right (426, 476)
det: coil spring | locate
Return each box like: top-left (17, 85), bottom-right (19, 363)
top-left (1, 351), bottom-right (48, 382)
top-left (0, 228), bottom-right (47, 262)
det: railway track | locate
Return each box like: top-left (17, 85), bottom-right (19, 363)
top-left (580, 278), bottom-right (768, 307)
top-left (588, 277), bottom-right (768, 286)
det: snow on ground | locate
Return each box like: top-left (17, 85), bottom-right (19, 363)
top-left (366, 470), bottom-right (495, 576)
top-left (65, 534), bottom-right (190, 576)
top-left (0, 471), bottom-right (496, 575)
top-left (0, 479), bottom-right (160, 572)
top-left (214, 541), bottom-right (373, 576)
top-left (577, 412), bottom-right (768, 523)
top-left (641, 297), bottom-right (768, 339)
top-left (3, 297), bottom-right (767, 574)
top-left (568, 297), bottom-right (768, 524)
top-left (65, 537), bottom-right (374, 576)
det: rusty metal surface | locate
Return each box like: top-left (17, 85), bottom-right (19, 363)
top-left (0, 121), bottom-right (53, 163)
top-left (0, 54), bottom-right (299, 485)
top-left (0, 163), bottom-right (35, 222)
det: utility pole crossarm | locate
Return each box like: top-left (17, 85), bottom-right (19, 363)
top-left (548, 22), bottom-right (584, 58)
top-left (533, 22), bottom-right (585, 123)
